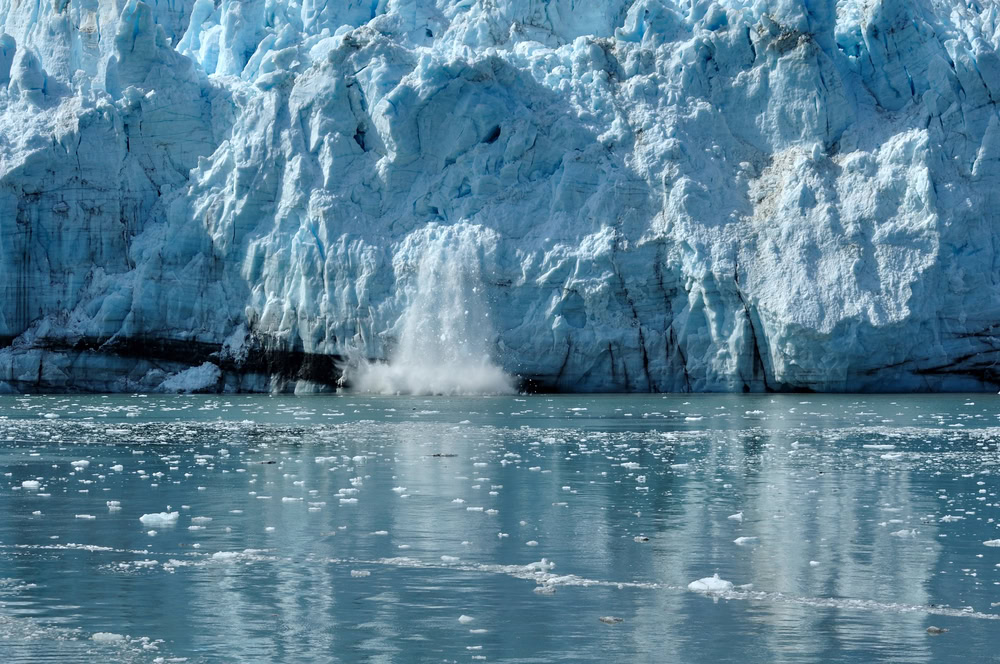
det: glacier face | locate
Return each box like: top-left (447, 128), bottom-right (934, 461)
top-left (1, 0), bottom-right (1000, 392)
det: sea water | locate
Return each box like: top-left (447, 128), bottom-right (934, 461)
top-left (0, 393), bottom-right (998, 663)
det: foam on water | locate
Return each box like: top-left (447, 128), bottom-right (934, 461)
top-left (348, 556), bottom-right (1000, 622)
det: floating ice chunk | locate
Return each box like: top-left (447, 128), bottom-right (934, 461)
top-left (599, 616), bottom-right (623, 624)
top-left (688, 573), bottom-right (734, 594)
top-left (890, 529), bottom-right (918, 538)
top-left (727, 512), bottom-right (743, 522)
top-left (139, 512), bottom-right (179, 525)
top-left (733, 537), bottom-right (757, 546)
top-left (21, 480), bottom-right (39, 489)
top-left (526, 540), bottom-right (538, 546)
top-left (939, 515), bottom-right (964, 522)
top-left (351, 570), bottom-right (370, 577)
top-left (212, 552), bottom-right (240, 562)
top-left (441, 555), bottom-right (460, 563)
top-left (881, 453), bottom-right (904, 460)
top-left (147, 530), bottom-right (157, 536)
top-left (392, 487), bottom-right (407, 493)
top-left (76, 514), bottom-right (96, 520)
top-left (863, 444), bottom-right (896, 450)
top-left (670, 463), bottom-right (689, 470)
top-left (92, 632), bottom-right (125, 642)
top-left (984, 539), bottom-right (1000, 547)
top-left (71, 460), bottom-right (90, 469)
top-left (524, 559), bottom-right (556, 572)
top-left (809, 560), bottom-right (820, 567)
top-left (191, 516), bottom-right (212, 524)
top-left (339, 498), bottom-right (358, 504)
top-left (458, 615), bottom-right (474, 624)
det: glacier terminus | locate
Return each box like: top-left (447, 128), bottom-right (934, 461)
top-left (1, 0), bottom-right (1000, 393)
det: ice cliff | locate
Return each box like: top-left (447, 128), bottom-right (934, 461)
top-left (2, 0), bottom-right (1000, 393)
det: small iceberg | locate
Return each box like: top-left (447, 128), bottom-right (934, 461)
top-left (139, 512), bottom-right (179, 525)
top-left (92, 632), bottom-right (125, 642)
top-left (688, 573), bottom-right (734, 594)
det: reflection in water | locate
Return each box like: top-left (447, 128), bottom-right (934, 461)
top-left (0, 394), bottom-right (998, 663)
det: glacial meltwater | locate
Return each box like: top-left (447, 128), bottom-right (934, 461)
top-left (1, 394), bottom-right (999, 663)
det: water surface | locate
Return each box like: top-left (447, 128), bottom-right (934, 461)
top-left (0, 393), bottom-right (998, 662)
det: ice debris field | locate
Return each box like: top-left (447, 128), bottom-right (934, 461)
top-left (0, 393), bottom-right (999, 662)
top-left (2, 0), bottom-right (1000, 392)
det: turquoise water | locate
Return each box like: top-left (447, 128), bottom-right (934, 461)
top-left (0, 393), bottom-right (998, 663)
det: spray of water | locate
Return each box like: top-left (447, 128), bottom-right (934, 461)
top-left (346, 224), bottom-right (515, 395)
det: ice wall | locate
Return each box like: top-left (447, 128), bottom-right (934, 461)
top-left (1, 0), bottom-right (1000, 392)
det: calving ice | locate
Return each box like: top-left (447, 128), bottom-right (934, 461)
top-left (0, 0), bottom-right (998, 392)
top-left (342, 222), bottom-right (515, 395)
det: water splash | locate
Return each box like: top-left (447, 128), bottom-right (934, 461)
top-left (346, 223), bottom-right (515, 395)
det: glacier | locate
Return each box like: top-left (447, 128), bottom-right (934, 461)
top-left (1, 0), bottom-right (1000, 392)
